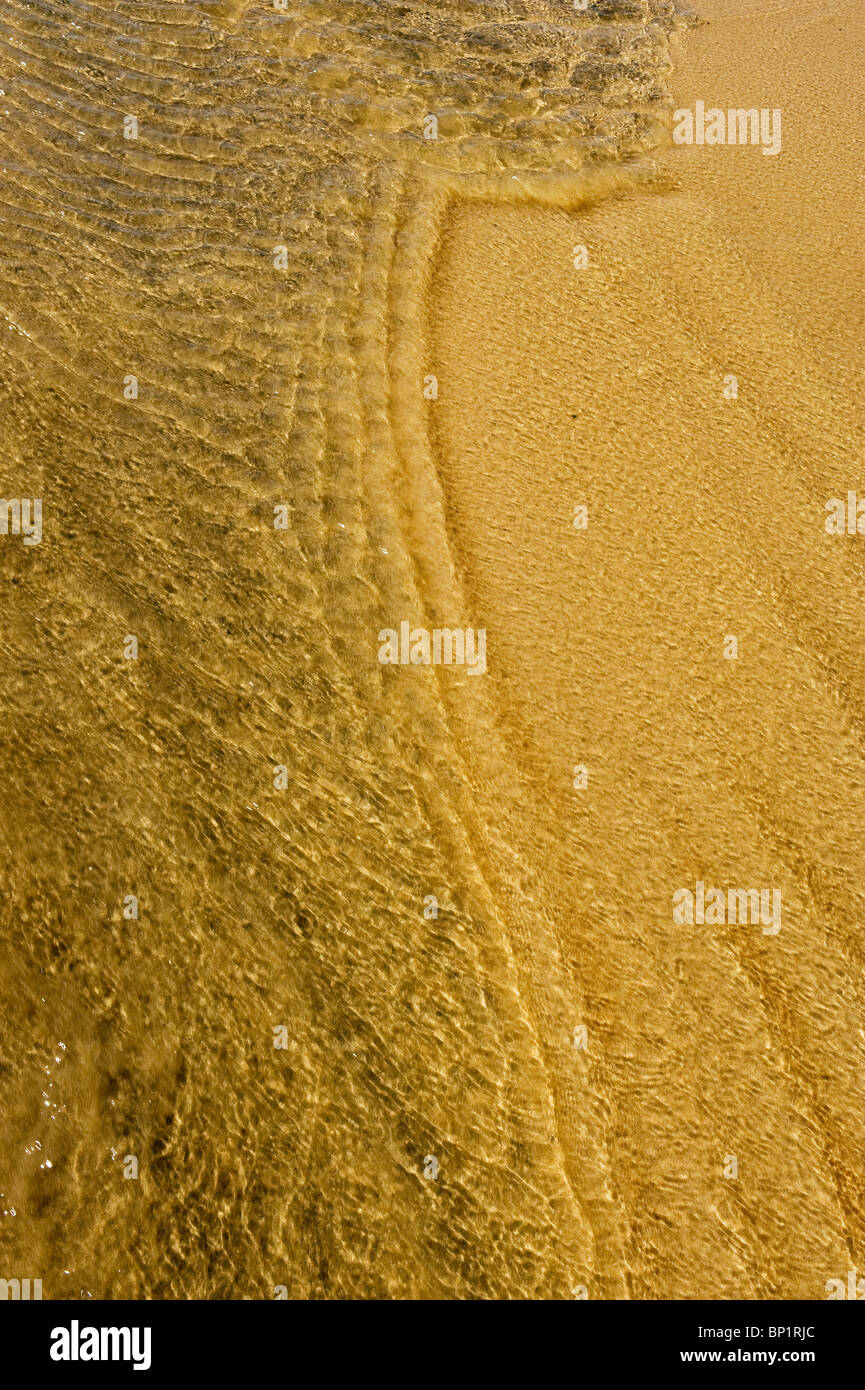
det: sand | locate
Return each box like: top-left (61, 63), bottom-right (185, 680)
top-left (429, 0), bottom-right (865, 1296)
top-left (0, 0), bottom-right (861, 1300)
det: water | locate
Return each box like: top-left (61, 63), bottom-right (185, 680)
top-left (0, 0), bottom-right (727, 1301)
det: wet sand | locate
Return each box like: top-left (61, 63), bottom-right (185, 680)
top-left (430, 0), bottom-right (865, 1296)
top-left (0, 0), bottom-right (861, 1299)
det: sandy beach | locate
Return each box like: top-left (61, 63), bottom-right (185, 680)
top-left (429, 0), bottom-right (865, 1296)
top-left (0, 0), bottom-right (862, 1301)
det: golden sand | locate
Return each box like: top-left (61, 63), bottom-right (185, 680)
top-left (0, 0), bottom-right (861, 1299)
top-left (430, 0), bottom-right (865, 1297)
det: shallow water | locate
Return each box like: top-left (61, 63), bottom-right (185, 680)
top-left (1, 0), bottom-right (804, 1302)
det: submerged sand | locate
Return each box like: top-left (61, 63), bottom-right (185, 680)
top-left (0, 0), bottom-right (861, 1299)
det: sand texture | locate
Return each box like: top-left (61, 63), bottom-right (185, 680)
top-left (0, 0), bottom-right (862, 1299)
